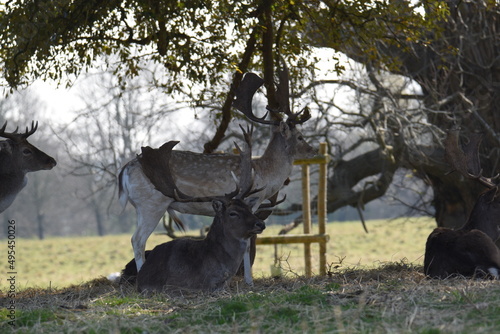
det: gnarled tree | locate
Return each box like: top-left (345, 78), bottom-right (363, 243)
top-left (305, 0), bottom-right (500, 228)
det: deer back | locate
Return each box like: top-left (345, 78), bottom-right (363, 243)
top-left (424, 227), bottom-right (500, 278)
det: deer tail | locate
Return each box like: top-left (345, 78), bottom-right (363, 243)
top-left (118, 165), bottom-right (130, 210)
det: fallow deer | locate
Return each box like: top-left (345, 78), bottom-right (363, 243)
top-left (118, 66), bottom-right (317, 284)
top-left (121, 129), bottom-right (266, 292)
top-left (0, 121), bottom-right (57, 213)
top-left (424, 130), bottom-right (500, 279)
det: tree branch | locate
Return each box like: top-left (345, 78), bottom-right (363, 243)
top-left (203, 25), bottom-right (259, 153)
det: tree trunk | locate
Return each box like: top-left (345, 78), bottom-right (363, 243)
top-left (94, 207), bottom-right (105, 236)
top-left (36, 212), bottom-right (44, 240)
top-left (309, 0), bottom-right (500, 228)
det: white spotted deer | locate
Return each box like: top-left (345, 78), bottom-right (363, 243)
top-left (119, 66), bottom-right (317, 284)
top-left (0, 121), bottom-right (57, 213)
top-left (424, 130), bottom-right (500, 279)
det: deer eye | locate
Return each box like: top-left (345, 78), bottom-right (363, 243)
top-left (229, 212), bottom-right (239, 218)
top-left (297, 136), bottom-right (304, 141)
top-left (23, 148), bottom-right (33, 155)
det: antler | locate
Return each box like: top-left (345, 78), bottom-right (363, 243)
top-left (257, 193), bottom-right (287, 209)
top-left (234, 124), bottom-right (257, 199)
top-left (233, 73), bottom-right (276, 125)
top-left (276, 58), bottom-right (312, 125)
top-left (0, 121), bottom-right (38, 141)
top-left (277, 59), bottom-right (311, 125)
top-left (233, 60), bottom-right (311, 127)
top-left (444, 129), bottom-right (497, 188)
top-left (24, 121), bottom-right (38, 138)
top-left (276, 58), bottom-right (290, 115)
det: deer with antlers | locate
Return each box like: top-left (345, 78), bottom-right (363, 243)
top-left (423, 130), bottom-right (500, 279)
top-left (0, 121), bottom-right (57, 213)
top-left (121, 127), bottom-right (266, 292)
top-left (118, 66), bottom-right (316, 284)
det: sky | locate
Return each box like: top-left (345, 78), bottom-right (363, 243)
top-left (31, 81), bottom-right (82, 124)
top-left (29, 47), bottom-right (346, 125)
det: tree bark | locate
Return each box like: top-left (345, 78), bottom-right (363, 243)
top-left (203, 26), bottom-right (259, 153)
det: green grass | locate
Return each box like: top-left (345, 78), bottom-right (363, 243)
top-left (2, 267), bottom-right (500, 333)
top-left (0, 217), bottom-right (435, 290)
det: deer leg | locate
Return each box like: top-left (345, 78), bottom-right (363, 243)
top-left (131, 199), bottom-right (170, 271)
top-left (243, 239), bottom-right (253, 285)
top-left (488, 267), bottom-right (500, 278)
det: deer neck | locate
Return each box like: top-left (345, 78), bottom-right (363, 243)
top-left (0, 153), bottom-right (26, 193)
top-left (206, 216), bottom-right (247, 258)
top-left (460, 189), bottom-right (500, 241)
top-left (0, 151), bottom-right (19, 174)
top-left (258, 132), bottom-right (294, 172)
top-left (461, 214), bottom-right (500, 242)
top-left (0, 172), bottom-right (26, 212)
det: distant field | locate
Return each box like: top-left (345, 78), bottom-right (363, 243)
top-left (0, 217), bottom-right (436, 290)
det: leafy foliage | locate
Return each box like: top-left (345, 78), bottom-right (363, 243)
top-left (3, 0), bottom-right (499, 228)
top-left (1, 0), bottom-right (256, 90)
top-left (1, 1), bottom-right (431, 93)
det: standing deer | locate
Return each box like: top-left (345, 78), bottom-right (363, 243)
top-left (119, 68), bottom-right (316, 284)
top-left (121, 129), bottom-right (266, 292)
top-left (424, 130), bottom-right (500, 279)
top-left (0, 121), bottom-right (57, 213)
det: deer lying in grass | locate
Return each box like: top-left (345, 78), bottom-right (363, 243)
top-left (118, 66), bottom-right (316, 284)
top-left (0, 121), bottom-right (57, 213)
top-left (121, 131), bottom-right (266, 292)
top-left (121, 195), bottom-right (265, 292)
top-left (424, 130), bottom-right (500, 279)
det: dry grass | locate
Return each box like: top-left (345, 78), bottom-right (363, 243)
top-left (2, 263), bottom-right (500, 333)
top-left (4, 217), bottom-right (497, 332)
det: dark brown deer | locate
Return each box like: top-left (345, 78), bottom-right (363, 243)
top-left (118, 66), bottom-right (316, 284)
top-left (0, 121), bottom-right (57, 213)
top-left (121, 195), bottom-right (265, 292)
top-left (424, 130), bottom-right (500, 279)
top-left (121, 131), bottom-right (266, 292)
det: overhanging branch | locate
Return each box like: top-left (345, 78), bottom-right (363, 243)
top-left (203, 26), bottom-right (259, 153)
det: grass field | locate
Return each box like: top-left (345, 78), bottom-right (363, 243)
top-left (0, 217), bottom-right (435, 290)
top-left (2, 217), bottom-right (500, 333)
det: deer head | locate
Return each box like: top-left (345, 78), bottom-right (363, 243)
top-left (232, 62), bottom-right (316, 160)
top-left (0, 121), bottom-right (57, 174)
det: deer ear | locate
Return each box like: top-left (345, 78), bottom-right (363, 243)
top-left (212, 200), bottom-right (225, 214)
top-left (0, 141), bottom-right (12, 155)
top-left (279, 121), bottom-right (291, 139)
